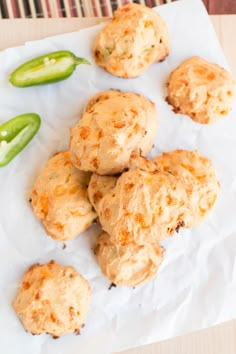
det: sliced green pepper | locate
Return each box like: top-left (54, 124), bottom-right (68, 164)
top-left (0, 113), bottom-right (41, 167)
top-left (9, 50), bottom-right (90, 87)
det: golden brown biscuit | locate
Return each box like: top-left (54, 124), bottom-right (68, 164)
top-left (30, 151), bottom-right (97, 241)
top-left (93, 3), bottom-right (169, 78)
top-left (97, 167), bottom-right (188, 246)
top-left (95, 232), bottom-right (164, 287)
top-left (88, 173), bottom-right (118, 212)
top-left (70, 90), bottom-right (158, 175)
top-left (153, 150), bottom-right (220, 227)
top-left (95, 150), bottom-right (220, 246)
top-left (167, 56), bottom-right (236, 124)
top-left (13, 261), bottom-right (91, 337)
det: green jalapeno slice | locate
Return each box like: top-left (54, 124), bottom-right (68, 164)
top-left (9, 50), bottom-right (90, 87)
top-left (0, 113), bottom-right (41, 166)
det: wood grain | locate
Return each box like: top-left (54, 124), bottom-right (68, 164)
top-left (0, 18), bottom-right (108, 50)
top-left (0, 15), bottom-right (235, 354)
top-left (119, 320), bottom-right (236, 354)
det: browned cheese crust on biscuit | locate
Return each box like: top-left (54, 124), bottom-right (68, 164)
top-left (92, 150), bottom-right (220, 246)
top-left (153, 150), bottom-right (220, 227)
top-left (93, 3), bottom-right (169, 78)
top-left (167, 56), bottom-right (236, 124)
top-left (95, 232), bottom-right (164, 287)
top-left (70, 90), bottom-right (158, 175)
top-left (13, 261), bottom-right (91, 337)
top-left (30, 151), bottom-right (97, 241)
top-left (96, 167), bottom-right (188, 246)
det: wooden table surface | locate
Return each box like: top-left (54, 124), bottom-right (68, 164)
top-left (0, 15), bottom-right (236, 354)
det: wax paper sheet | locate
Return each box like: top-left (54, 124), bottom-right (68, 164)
top-left (0, 0), bottom-right (236, 353)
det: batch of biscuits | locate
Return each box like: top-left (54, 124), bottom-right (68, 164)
top-left (13, 3), bottom-right (236, 339)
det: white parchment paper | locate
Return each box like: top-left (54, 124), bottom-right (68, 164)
top-left (0, 0), bottom-right (236, 353)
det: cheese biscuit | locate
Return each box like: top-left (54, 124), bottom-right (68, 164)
top-left (95, 232), bottom-right (164, 287)
top-left (93, 3), bottom-right (169, 78)
top-left (13, 261), bottom-right (91, 337)
top-left (70, 90), bottom-right (158, 175)
top-left (30, 151), bottom-right (97, 241)
top-left (167, 56), bottom-right (236, 124)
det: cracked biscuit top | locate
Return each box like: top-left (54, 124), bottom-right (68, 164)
top-left (90, 165), bottom-right (189, 246)
top-left (70, 90), bottom-right (158, 175)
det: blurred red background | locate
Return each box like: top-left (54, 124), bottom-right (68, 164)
top-left (0, 0), bottom-right (236, 18)
top-left (202, 0), bottom-right (236, 14)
